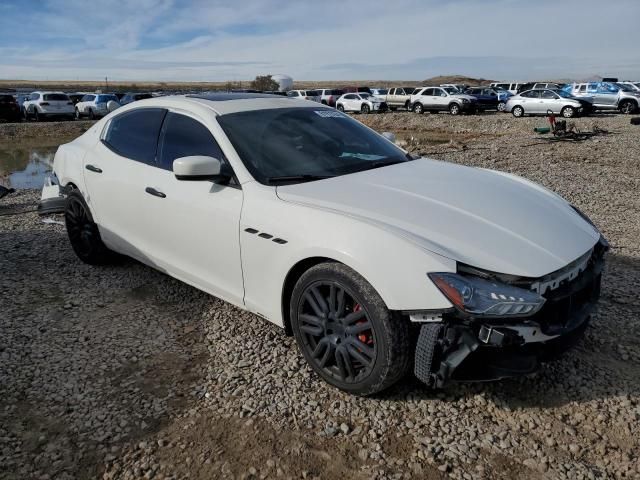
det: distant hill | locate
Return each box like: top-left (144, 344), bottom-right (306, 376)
top-left (423, 75), bottom-right (493, 86)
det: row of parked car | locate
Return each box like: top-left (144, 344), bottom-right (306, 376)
top-left (2, 80), bottom-right (639, 123)
top-left (0, 91), bottom-right (154, 122)
top-left (288, 80), bottom-right (640, 118)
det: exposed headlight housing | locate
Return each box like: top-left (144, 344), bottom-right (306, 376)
top-left (428, 272), bottom-right (545, 317)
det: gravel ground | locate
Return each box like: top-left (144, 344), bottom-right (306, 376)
top-left (1, 112), bottom-right (639, 480)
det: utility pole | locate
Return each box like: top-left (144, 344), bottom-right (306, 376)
top-left (105, 76), bottom-right (108, 91)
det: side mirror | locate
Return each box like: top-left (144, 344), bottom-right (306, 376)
top-left (173, 156), bottom-right (230, 183)
top-left (381, 132), bottom-right (396, 144)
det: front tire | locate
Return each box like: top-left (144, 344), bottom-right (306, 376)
top-left (449, 103), bottom-right (461, 115)
top-left (65, 191), bottom-right (117, 265)
top-left (512, 105), bottom-right (524, 117)
top-left (619, 100), bottom-right (637, 114)
top-left (290, 263), bottom-right (410, 396)
top-left (561, 106), bottom-right (575, 118)
top-left (75, 108), bottom-right (81, 120)
top-left (33, 109), bottom-right (40, 122)
top-left (88, 109), bottom-right (95, 120)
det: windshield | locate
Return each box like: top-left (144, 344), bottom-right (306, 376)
top-left (218, 107), bottom-right (411, 185)
top-left (375, 89), bottom-right (388, 95)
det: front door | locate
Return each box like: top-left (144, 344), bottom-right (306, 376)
top-left (139, 111), bottom-right (245, 306)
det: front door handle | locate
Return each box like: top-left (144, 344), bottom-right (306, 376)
top-left (85, 164), bottom-right (102, 173)
top-left (145, 187), bottom-right (166, 198)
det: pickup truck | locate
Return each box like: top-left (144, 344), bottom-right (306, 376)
top-left (383, 87), bottom-right (416, 110)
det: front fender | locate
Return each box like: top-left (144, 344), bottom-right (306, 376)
top-left (240, 183), bottom-right (455, 327)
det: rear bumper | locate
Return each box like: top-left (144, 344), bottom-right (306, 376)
top-left (37, 175), bottom-right (67, 215)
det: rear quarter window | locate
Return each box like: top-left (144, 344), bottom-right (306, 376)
top-left (103, 108), bottom-right (167, 165)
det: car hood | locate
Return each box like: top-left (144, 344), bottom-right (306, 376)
top-left (276, 159), bottom-right (600, 278)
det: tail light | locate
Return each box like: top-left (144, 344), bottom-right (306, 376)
top-left (40, 102), bottom-right (50, 106)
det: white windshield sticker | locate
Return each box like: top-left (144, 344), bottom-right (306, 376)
top-left (314, 110), bottom-right (344, 118)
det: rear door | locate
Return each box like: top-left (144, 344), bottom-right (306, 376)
top-left (83, 108), bottom-right (167, 256)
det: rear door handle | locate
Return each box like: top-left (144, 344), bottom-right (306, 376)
top-left (145, 187), bottom-right (166, 198)
top-left (85, 164), bottom-right (102, 173)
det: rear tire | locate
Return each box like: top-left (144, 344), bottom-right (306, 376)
top-left (361, 104), bottom-right (370, 114)
top-left (88, 109), bottom-right (95, 120)
top-left (75, 108), bottom-right (81, 120)
top-left (412, 103), bottom-right (423, 114)
top-left (512, 105), bottom-right (524, 117)
top-left (497, 101), bottom-right (506, 112)
top-left (337, 104), bottom-right (345, 112)
top-left (290, 263), bottom-right (411, 396)
top-left (65, 191), bottom-right (117, 265)
top-left (33, 109), bottom-right (40, 122)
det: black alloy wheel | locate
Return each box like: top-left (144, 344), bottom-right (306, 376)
top-left (291, 263), bottom-right (410, 395)
top-left (65, 191), bottom-right (116, 264)
top-left (297, 281), bottom-right (377, 383)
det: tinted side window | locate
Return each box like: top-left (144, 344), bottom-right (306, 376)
top-left (158, 113), bottom-right (224, 171)
top-left (104, 108), bottom-right (167, 165)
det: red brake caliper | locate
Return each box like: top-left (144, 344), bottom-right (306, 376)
top-left (354, 304), bottom-right (373, 346)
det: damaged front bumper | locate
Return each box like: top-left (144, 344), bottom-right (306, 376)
top-left (414, 239), bottom-right (607, 388)
top-left (38, 175), bottom-right (68, 215)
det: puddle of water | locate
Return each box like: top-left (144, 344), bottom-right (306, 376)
top-left (0, 144), bottom-right (58, 189)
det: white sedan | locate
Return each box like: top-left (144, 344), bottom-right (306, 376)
top-left (336, 92), bottom-right (387, 113)
top-left (40, 93), bottom-right (607, 395)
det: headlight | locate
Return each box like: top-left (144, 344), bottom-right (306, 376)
top-left (428, 273), bottom-right (545, 317)
top-left (461, 98), bottom-right (469, 103)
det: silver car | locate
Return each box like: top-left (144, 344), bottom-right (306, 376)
top-left (505, 89), bottom-right (583, 118)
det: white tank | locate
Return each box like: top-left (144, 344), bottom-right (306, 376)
top-left (271, 74), bottom-right (293, 92)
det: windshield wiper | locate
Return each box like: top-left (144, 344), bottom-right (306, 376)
top-left (266, 174), bottom-right (335, 185)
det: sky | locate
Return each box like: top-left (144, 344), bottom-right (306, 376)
top-left (1, 0), bottom-right (639, 82)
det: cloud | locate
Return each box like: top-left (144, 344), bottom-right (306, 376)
top-left (0, 0), bottom-right (639, 81)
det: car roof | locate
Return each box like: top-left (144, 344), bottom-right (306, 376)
top-left (115, 93), bottom-right (330, 116)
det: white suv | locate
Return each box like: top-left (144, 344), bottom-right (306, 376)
top-left (409, 87), bottom-right (478, 115)
top-left (75, 93), bottom-right (121, 119)
top-left (23, 92), bottom-right (74, 121)
top-left (336, 92), bottom-right (387, 113)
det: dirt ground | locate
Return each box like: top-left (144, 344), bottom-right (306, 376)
top-left (1, 110), bottom-right (639, 480)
